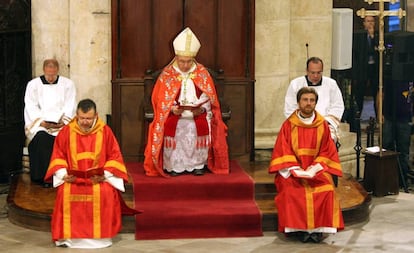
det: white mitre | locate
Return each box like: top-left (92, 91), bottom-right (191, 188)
top-left (173, 27), bottom-right (201, 57)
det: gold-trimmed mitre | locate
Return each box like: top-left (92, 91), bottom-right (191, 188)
top-left (173, 27), bottom-right (201, 57)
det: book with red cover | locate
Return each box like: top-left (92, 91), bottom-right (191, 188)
top-left (178, 104), bottom-right (200, 110)
top-left (67, 168), bottom-right (104, 178)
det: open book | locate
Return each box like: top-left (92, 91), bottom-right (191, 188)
top-left (44, 112), bottom-right (64, 124)
top-left (178, 99), bottom-right (209, 110)
top-left (67, 168), bottom-right (104, 178)
top-left (291, 164), bottom-right (323, 179)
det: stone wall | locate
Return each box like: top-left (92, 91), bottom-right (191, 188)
top-left (255, 0), bottom-right (334, 148)
top-left (32, 0), bottom-right (112, 117)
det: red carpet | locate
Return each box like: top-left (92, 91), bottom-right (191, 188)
top-left (128, 160), bottom-right (263, 240)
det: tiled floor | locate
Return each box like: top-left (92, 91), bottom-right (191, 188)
top-left (1, 187), bottom-right (414, 253)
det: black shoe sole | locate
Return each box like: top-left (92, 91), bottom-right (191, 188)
top-left (193, 169), bottom-right (204, 176)
top-left (310, 233), bottom-right (323, 243)
top-left (169, 171), bottom-right (180, 177)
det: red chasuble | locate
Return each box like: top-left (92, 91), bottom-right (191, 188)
top-left (144, 62), bottom-right (229, 177)
top-left (44, 118), bottom-right (129, 241)
top-left (269, 111), bottom-right (344, 232)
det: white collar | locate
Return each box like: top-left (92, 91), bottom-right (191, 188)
top-left (296, 111), bottom-right (315, 124)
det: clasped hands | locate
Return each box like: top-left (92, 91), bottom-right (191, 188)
top-left (366, 24), bottom-right (375, 39)
top-left (171, 105), bottom-right (205, 116)
top-left (62, 174), bottom-right (106, 184)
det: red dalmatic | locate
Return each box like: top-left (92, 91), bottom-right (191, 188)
top-left (269, 111), bottom-right (344, 232)
top-left (45, 118), bottom-right (130, 241)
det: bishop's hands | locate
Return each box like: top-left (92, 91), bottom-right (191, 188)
top-left (191, 107), bottom-right (205, 116)
top-left (171, 105), bottom-right (205, 116)
top-left (171, 105), bottom-right (184, 115)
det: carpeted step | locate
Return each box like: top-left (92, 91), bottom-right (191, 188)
top-left (135, 200), bottom-right (261, 239)
top-left (128, 160), bottom-right (263, 240)
top-left (134, 174), bottom-right (255, 201)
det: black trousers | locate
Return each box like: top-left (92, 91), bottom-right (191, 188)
top-left (353, 64), bottom-right (379, 117)
top-left (28, 131), bottom-right (55, 183)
